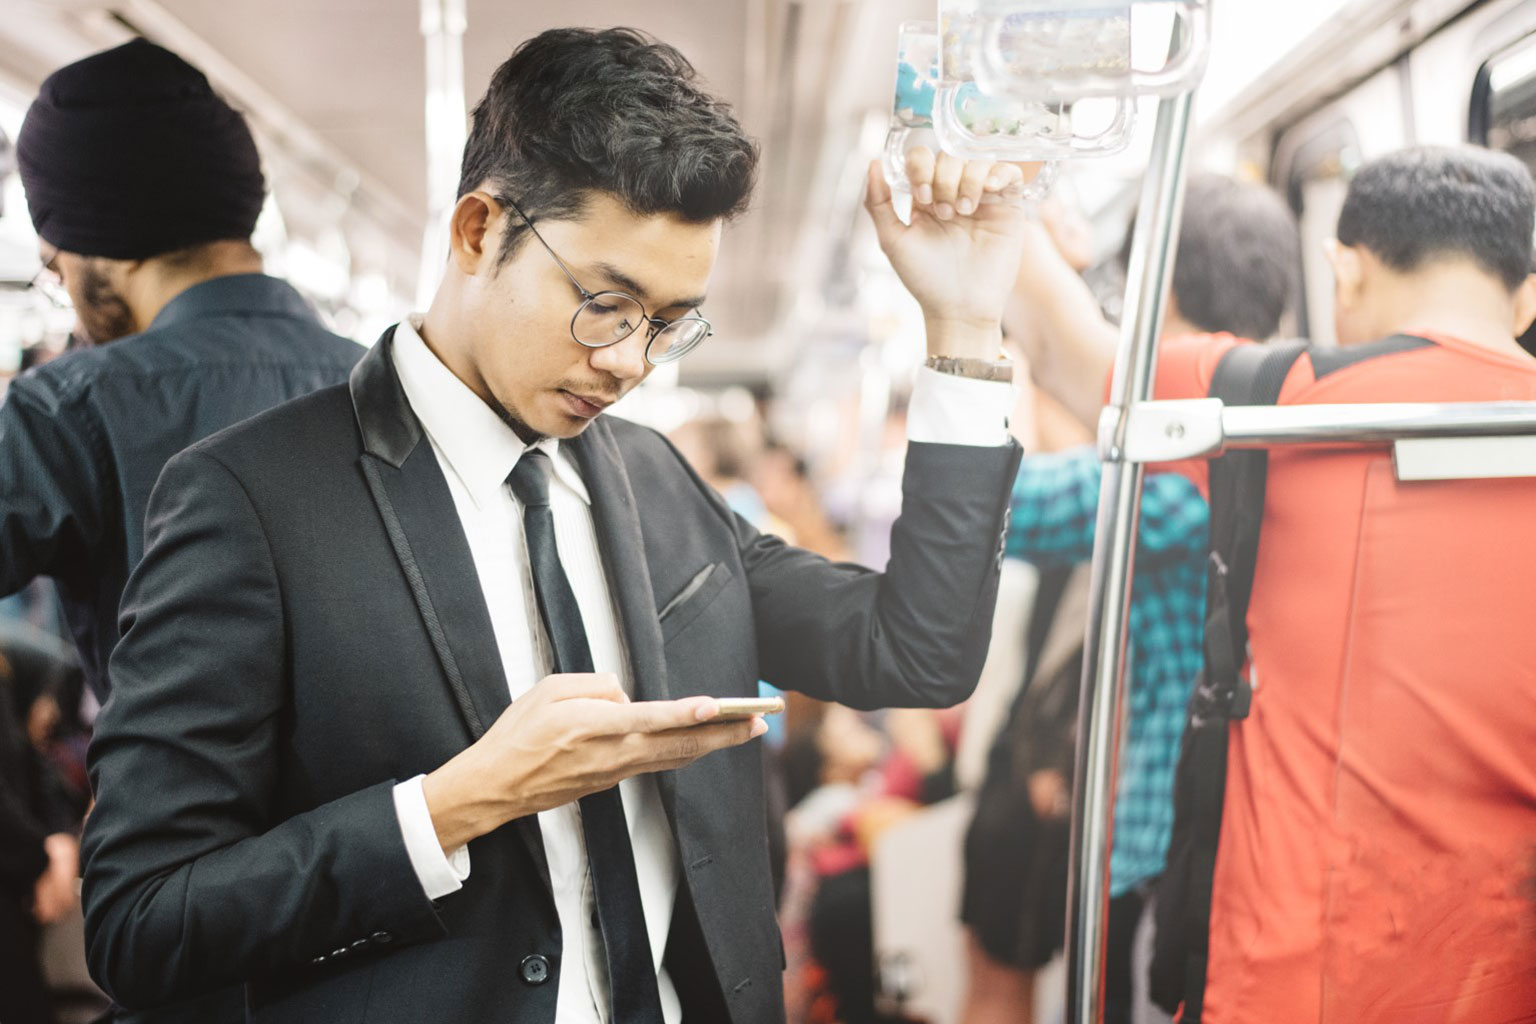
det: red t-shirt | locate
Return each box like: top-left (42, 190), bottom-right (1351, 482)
top-left (1148, 333), bottom-right (1536, 1023)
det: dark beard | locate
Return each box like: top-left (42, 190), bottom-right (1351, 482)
top-left (492, 400), bottom-right (544, 444)
top-left (75, 259), bottom-right (137, 344)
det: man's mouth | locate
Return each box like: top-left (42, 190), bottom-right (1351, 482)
top-left (558, 389), bottom-right (615, 419)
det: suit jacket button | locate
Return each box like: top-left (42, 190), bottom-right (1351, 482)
top-left (371, 931), bottom-right (394, 945)
top-left (520, 954), bottom-right (551, 986)
top-left (351, 938), bottom-right (372, 952)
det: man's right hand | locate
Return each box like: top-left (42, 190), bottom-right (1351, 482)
top-left (421, 673), bottom-right (765, 853)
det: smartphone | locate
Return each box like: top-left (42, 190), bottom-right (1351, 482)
top-left (711, 697), bottom-right (785, 721)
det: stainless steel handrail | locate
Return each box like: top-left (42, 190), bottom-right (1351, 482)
top-left (1223, 400), bottom-right (1536, 445)
top-left (1065, 88), bottom-right (1196, 1024)
top-left (1105, 397), bottom-right (1536, 463)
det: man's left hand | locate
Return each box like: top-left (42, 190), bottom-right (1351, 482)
top-left (864, 150), bottom-right (1039, 359)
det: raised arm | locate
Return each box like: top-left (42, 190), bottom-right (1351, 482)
top-left (1004, 222), bottom-right (1118, 430)
top-left (732, 437), bottom-right (1021, 711)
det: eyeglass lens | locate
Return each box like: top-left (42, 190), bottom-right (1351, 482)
top-left (573, 292), bottom-right (709, 362)
top-left (573, 292), bottom-right (648, 346)
top-left (647, 318), bottom-right (709, 361)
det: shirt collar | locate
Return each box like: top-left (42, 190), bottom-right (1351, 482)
top-left (147, 274), bottom-right (316, 332)
top-left (390, 316), bottom-right (590, 509)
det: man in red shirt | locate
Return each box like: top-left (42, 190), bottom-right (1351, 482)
top-left (1020, 146), bottom-right (1536, 1022)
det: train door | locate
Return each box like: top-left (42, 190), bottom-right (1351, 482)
top-left (1269, 69), bottom-right (1411, 346)
top-left (1468, 12), bottom-right (1536, 352)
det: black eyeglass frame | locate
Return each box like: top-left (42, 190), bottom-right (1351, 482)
top-left (28, 243), bottom-right (70, 309)
top-left (497, 195), bottom-right (713, 365)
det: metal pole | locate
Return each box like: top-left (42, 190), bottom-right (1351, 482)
top-left (1065, 88), bottom-right (1197, 1024)
top-left (417, 0), bottom-right (468, 309)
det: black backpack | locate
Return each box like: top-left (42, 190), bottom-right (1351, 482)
top-left (1148, 340), bottom-right (1308, 1019)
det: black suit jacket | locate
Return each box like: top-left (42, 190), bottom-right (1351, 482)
top-left (81, 329), bottom-right (1021, 1023)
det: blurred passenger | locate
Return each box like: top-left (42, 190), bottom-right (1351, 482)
top-left (751, 441), bottom-right (851, 561)
top-left (783, 703), bottom-right (962, 1024)
top-left (959, 565), bottom-right (1087, 1024)
top-left (961, 176), bottom-right (1300, 1024)
top-left (1031, 145), bottom-right (1536, 1022)
top-left (0, 645), bottom-right (80, 1024)
top-left (671, 413), bottom-right (781, 528)
top-left (5, 38), bottom-right (363, 705)
top-left (4, 38), bottom-right (363, 1024)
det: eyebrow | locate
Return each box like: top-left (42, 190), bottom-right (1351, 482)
top-left (593, 261), bottom-right (706, 311)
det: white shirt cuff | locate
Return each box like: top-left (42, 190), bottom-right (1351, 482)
top-left (907, 366), bottom-right (1013, 447)
top-left (392, 774), bottom-right (470, 900)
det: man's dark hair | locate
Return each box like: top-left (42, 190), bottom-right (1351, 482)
top-left (1337, 145), bottom-right (1536, 291)
top-left (1169, 174), bottom-right (1300, 341)
top-left (458, 27), bottom-right (759, 266)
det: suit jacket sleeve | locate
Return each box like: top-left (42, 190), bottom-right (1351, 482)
top-left (81, 447), bottom-right (445, 1010)
top-left (737, 439), bottom-right (1022, 709)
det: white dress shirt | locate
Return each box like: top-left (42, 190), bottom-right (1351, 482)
top-left (388, 315), bottom-right (1012, 1022)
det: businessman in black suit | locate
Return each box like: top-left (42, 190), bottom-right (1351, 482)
top-left (82, 27), bottom-right (1033, 1023)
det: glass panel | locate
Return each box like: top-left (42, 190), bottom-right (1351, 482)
top-left (1475, 34), bottom-right (1536, 355)
top-left (1485, 35), bottom-right (1536, 177)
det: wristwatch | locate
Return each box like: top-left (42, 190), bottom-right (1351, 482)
top-left (924, 354), bottom-right (1015, 384)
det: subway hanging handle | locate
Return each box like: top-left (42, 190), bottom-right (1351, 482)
top-left (883, 19), bottom-right (1058, 223)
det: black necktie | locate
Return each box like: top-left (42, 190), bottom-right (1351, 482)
top-left (508, 449), bottom-right (666, 1024)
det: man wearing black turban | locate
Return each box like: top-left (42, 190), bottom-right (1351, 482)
top-left (0, 37), bottom-right (362, 1024)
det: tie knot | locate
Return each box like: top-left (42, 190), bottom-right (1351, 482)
top-left (508, 449), bottom-right (553, 507)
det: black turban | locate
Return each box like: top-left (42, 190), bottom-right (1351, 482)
top-left (15, 38), bottom-right (266, 260)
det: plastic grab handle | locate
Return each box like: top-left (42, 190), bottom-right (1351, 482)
top-left (975, 0), bottom-right (1211, 102)
top-left (933, 83), bottom-right (1136, 160)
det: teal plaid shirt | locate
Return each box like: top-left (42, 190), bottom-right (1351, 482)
top-left (1005, 446), bottom-right (1209, 896)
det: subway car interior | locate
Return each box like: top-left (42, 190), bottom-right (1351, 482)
top-left (2, 1), bottom-right (1536, 1023)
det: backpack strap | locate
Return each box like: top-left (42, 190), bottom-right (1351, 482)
top-left (1194, 340), bottom-right (1309, 724)
top-left (1149, 339), bottom-right (1308, 1021)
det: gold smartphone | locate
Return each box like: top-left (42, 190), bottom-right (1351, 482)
top-left (711, 697), bottom-right (785, 721)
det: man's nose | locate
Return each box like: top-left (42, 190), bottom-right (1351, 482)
top-left (588, 328), bottom-right (650, 381)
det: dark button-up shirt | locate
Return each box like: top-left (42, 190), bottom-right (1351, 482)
top-left (0, 273), bottom-right (363, 701)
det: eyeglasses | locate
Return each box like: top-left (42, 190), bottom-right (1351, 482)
top-left (498, 195), bottom-right (712, 365)
top-left (28, 245), bottom-right (69, 309)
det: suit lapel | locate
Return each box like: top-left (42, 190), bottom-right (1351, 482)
top-left (566, 423), bottom-right (679, 819)
top-left (351, 331), bottom-right (551, 888)
top-left (366, 445), bottom-right (512, 732)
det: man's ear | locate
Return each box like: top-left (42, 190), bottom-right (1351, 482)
top-left (1325, 238), bottom-right (1366, 310)
top-left (104, 256), bottom-right (156, 333)
top-left (1513, 273), bottom-right (1536, 338)
top-left (448, 191), bottom-right (499, 276)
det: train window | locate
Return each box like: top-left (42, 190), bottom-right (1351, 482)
top-left (1471, 33), bottom-right (1536, 356)
top-left (1471, 33), bottom-right (1536, 172)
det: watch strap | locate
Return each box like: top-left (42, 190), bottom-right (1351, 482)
top-left (924, 354), bottom-right (1015, 384)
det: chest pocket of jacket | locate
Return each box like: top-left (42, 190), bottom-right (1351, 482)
top-left (659, 561), bottom-right (734, 643)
